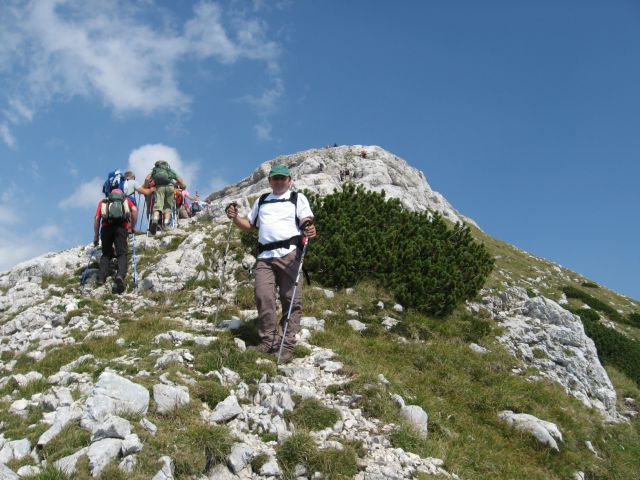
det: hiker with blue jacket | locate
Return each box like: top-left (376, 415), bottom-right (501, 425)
top-left (226, 164), bottom-right (316, 363)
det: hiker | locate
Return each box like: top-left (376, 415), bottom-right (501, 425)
top-left (176, 186), bottom-right (199, 219)
top-left (123, 171), bottom-right (154, 232)
top-left (225, 164), bottom-right (317, 363)
top-left (93, 188), bottom-right (134, 293)
top-left (147, 160), bottom-right (184, 234)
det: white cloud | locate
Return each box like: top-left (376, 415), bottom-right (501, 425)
top-left (254, 123), bottom-right (273, 141)
top-left (0, 122), bottom-right (15, 148)
top-left (127, 143), bottom-right (199, 188)
top-left (0, 0), bottom-right (282, 140)
top-left (58, 177), bottom-right (103, 209)
top-left (0, 227), bottom-right (52, 273)
top-left (0, 204), bottom-right (18, 224)
top-left (242, 78), bottom-right (283, 114)
top-left (36, 224), bottom-right (62, 240)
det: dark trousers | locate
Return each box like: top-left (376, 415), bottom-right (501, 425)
top-left (254, 249), bottom-right (303, 352)
top-left (98, 224), bottom-right (128, 281)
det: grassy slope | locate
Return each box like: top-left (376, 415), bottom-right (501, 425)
top-left (2, 217), bottom-right (639, 479)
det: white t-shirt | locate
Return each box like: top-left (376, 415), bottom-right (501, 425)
top-left (249, 190), bottom-right (313, 259)
top-left (123, 179), bottom-right (141, 197)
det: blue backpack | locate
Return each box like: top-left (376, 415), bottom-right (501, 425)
top-left (102, 170), bottom-right (125, 197)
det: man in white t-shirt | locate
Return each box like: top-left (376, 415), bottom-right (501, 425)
top-left (123, 171), bottom-right (154, 232)
top-left (226, 164), bottom-right (317, 363)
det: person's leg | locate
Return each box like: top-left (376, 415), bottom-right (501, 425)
top-left (152, 188), bottom-right (165, 228)
top-left (114, 225), bottom-right (128, 280)
top-left (275, 249), bottom-right (304, 353)
top-left (162, 186), bottom-right (175, 227)
top-left (97, 226), bottom-right (115, 283)
top-left (130, 205), bottom-right (137, 233)
top-left (254, 259), bottom-right (279, 350)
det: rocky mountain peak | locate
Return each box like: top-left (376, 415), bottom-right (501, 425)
top-left (207, 145), bottom-right (475, 227)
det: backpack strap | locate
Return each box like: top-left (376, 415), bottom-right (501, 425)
top-left (252, 191), bottom-right (299, 228)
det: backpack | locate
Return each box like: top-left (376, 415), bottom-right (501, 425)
top-left (191, 202), bottom-right (202, 214)
top-left (102, 170), bottom-right (125, 196)
top-left (175, 190), bottom-right (184, 207)
top-left (150, 162), bottom-right (175, 186)
top-left (252, 191), bottom-right (299, 228)
top-left (100, 191), bottom-right (131, 223)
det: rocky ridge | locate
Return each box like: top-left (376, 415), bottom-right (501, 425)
top-left (0, 146), bottom-right (638, 478)
top-left (206, 145), bottom-right (475, 227)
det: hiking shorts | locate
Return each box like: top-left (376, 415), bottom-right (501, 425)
top-left (154, 185), bottom-right (175, 214)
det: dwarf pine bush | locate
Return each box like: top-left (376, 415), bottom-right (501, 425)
top-left (302, 184), bottom-right (494, 316)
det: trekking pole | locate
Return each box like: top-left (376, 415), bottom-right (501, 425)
top-left (131, 232), bottom-right (138, 289)
top-left (214, 203), bottom-right (236, 325)
top-left (277, 224), bottom-right (311, 364)
top-left (137, 193), bottom-right (146, 233)
top-left (80, 247), bottom-right (97, 286)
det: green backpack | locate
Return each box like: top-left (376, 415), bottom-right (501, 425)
top-left (151, 162), bottom-right (176, 186)
top-left (100, 192), bottom-right (130, 223)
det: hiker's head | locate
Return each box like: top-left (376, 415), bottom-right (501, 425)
top-left (111, 188), bottom-right (123, 194)
top-left (124, 171), bottom-right (135, 180)
top-left (268, 165), bottom-right (291, 194)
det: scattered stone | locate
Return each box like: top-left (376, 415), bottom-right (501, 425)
top-left (54, 447), bottom-right (88, 475)
top-left (347, 320), bottom-right (367, 332)
top-left (227, 442), bottom-right (254, 474)
top-left (90, 415), bottom-right (132, 442)
top-left (209, 395), bottom-right (243, 423)
top-left (233, 338), bottom-right (246, 351)
top-left (140, 418), bottom-right (158, 436)
top-left (87, 438), bottom-right (123, 477)
top-left (0, 463), bottom-right (19, 480)
top-left (381, 316), bottom-right (400, 330)
top-left (469, 343), bottom-right (489, 354)
top-left (393, 303), bottom-right (404, 313)
top-left (153, 384), bottom-right (190, 414)
top-left (119, 454), bottom-right (137, 473)
top-left (260, 457), bottom-right (282, 477)
top-left (498, 410), bottom-right (563, 451)
top-left (121, 434), bottom-right (143, 456)
top-left (400, 405), bottom-right (429, 439)
top-left (151, 455), bottom-right (175, 480)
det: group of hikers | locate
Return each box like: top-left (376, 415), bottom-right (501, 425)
top-left (92, 161), bottom-right (317, 363)
top-left (92, 161), bottom-right (204, 292)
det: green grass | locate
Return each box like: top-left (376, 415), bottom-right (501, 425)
top-left (308, 284), bottom-right (640, 480)
top-left (285, 398), bottom-right (341, 431)
top-left (276, 433), bottom-right (358, 480)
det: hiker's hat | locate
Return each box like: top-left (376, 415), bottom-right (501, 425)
top-left (269, 164), bottom-right (290, 177)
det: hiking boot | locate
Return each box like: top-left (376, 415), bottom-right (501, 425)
top-left (96, 278), bottom-right (105, 286)
top-left (149, 222), bottom-right (157, 235)
top-left (248, 344), bottom-right (275, 354)
top-left (113, 276), bottom-right (125, 294)
top-left (278, 349), bottom-right (294, 364)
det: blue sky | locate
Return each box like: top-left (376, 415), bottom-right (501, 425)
top-left (1, 0), bottom-right (638, 300)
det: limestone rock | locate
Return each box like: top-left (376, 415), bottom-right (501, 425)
top-left (498, 410), bottom-right (563, 451)
top-left (153, 384), bottom-right (190, 414)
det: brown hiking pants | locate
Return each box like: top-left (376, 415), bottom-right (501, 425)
top-left (254, 249), bottom-right (303, 353)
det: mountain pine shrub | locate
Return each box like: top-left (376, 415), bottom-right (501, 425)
top-left (562, 286), bottom-right (624, 323)
top-left (571, 308), bottom-right (640, 386)
top-left (298, 184), bottom-right (493, 316)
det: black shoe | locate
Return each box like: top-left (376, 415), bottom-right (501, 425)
top-left (96, 279), bottom-right (105, 286)
top-left (149, 222), bottom-right (157, 235)
top-left (113, 276), bottom-right (125, 294)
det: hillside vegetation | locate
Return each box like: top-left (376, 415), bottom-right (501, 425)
top-left (1, 188), bottom-right (639, 479)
